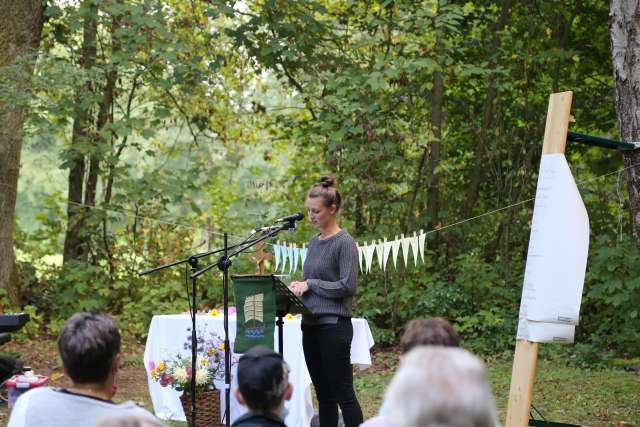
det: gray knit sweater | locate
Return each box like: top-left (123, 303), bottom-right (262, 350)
top-left (302, 229), bottom-right (358, 321)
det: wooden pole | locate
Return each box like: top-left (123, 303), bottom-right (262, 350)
top-left (505, 91), bottom-right (573, 427)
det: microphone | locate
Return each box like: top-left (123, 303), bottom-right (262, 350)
top-left (251, 213), bottom-right (304, 234)
top-left (275, 212), bottom-right (304, 223)
top-left (250, 225), bottom-right (281, 234)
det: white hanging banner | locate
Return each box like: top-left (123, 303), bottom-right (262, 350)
top-left (516, 153), bottom-right (589, 344)
top-left (357, 244), bottom-right (364, 273)
top-left (418, 230), bottom-right (426, 263)
top-left (517, 319), bottom-right (575, 344)
top-left (382, 239), bottom-right (392, 272)
top-left (391, 236), bottom-right (401, 269)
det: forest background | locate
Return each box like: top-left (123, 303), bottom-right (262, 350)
top-left (1, 0), bottom-right (639, 367)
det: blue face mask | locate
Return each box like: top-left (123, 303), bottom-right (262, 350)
top-left (281, 405), bottom-right (289, 421)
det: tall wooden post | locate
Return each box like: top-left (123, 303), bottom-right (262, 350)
top-left (505, 91), bottom-right (573, 427)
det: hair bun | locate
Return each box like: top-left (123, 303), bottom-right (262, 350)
top-left (319, 175), bottom-right (336, 188)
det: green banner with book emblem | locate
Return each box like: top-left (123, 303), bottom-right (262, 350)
top-left (232, 275), bottom-right (276, 353)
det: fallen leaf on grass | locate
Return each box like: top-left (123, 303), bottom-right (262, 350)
top-left (50, 372), bottom-right (65, 381)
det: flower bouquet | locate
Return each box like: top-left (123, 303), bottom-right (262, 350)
top-left (149, 328), bottom-right (237, 427)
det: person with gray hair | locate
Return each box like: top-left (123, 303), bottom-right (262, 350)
top-left (380, 346), bottom-right (499, 427)
top-left (362, 346), bottom-right (500, 427)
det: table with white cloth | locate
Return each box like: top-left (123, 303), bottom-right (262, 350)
top-left (144, 314), bottom-right (374, 426)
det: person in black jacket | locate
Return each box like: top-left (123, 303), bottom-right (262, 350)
top-left (232, 346), bottom-right (293, 427)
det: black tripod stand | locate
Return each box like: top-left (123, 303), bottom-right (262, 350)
top-left (140, 220), bottom-right (296, 427)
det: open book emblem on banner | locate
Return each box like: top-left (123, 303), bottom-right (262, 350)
top-left (244, 293), bottom-right (265, 338)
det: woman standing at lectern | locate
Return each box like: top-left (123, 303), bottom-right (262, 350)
top-left (288, 176), bottom-right (363, 427)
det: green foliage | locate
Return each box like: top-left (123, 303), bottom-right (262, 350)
top-left (581, 234), bottom-right (640, 356)
top-left (5, 0), bottom-right (639, 365)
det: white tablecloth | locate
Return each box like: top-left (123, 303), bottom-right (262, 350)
top-left (143, 314), bottom-right (374, 426)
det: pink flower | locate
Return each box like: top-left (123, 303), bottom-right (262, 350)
top-left (229, 306), bottom-right (237, 315)
top-left (160, 374), bottom-right (172, 387)
top-left (148, 361), bottom-right (156, 371)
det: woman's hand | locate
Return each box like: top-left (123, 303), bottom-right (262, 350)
top-left (289, 281), bottom-right (309, 297)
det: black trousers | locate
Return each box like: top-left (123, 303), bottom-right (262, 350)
top-left (302, 317), bottom-right (363, 427)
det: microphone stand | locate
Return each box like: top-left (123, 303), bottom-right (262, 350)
top-left (139, 240), bottom-right (255, 427)
top-left (140, 220), bottom-right (296, 427)
top-left (192, 221), bottom-right (295, 427)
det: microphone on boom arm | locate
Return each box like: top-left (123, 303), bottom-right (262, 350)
top-left (251, 212), bottom-right (304, 234)
top-left (274, 212), bottom-right (304, 223)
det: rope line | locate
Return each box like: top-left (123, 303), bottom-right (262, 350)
top-left (425, 162), bottom-right (638, 236)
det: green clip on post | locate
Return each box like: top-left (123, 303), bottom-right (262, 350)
top-left (529, 421), bottom-right (585, 427)
top-left (567, 131), bottom-right (638, 151)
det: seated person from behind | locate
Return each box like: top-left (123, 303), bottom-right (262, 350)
top-left (232, 346), bottom-right (293, 427)
top-left (376, 346), bottom-right (499, 427)
top-left (398, 317), bottom-right (460, 355)
top-left (8, 312), bottom-right (158, 427)
top-left (361, 317), bottom-right (461, 427)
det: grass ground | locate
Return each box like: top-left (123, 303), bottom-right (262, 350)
top-left (1, 339), bottom-right (638, 426)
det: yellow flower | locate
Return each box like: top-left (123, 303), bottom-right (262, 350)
top-left (210, 309), bottom-right (219, 317)
top-left (285, 313), bottom-right (294, 320)
top-left (208, 348), bottom-right (216, 355)
top-left (219, 343), bottom-right (225, 351)
top-left (158, 362), bottom-right (166, 372)
top-left (151, 368), bottom-right (158, 379)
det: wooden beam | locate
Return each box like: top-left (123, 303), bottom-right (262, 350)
top-left (505, 340), bottom-right (539, 427)
top-left (542, 91), bottom-right (573, 154)
top-left (505, 91), bottom-right (573, 427)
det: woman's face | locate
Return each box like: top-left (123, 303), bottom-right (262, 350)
top-left (306, 196), bottom-right (336, 230)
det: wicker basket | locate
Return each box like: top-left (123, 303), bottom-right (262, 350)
top-left (179, 389), bottom-right (222, 427)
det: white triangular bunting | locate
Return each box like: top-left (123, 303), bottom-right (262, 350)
top-left (382, 238), bottom-right (392, 271)
top-left (292, 243), bottom-right (299, 273)
top-left (273, 242), bottom-right (281, 272)
top-left (300, 245), bottom-right (308, 271)
top-left (357, 244), bottom-right (364, 273)
top-left (287, 243), bottom-right (294, 274)
top-left (364, 241), bottom-right (376, 273)
top-left (392, 236), bottom-right (401, 269)
top-left (410, 232), bottom-right (420, 266)
top-left (401, 234), bottom-right (411, 267)
top-left (280, 242), bottom-right (288, 273)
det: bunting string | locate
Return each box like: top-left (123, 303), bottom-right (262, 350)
top-left (3, 161), bottom-right (638, 275)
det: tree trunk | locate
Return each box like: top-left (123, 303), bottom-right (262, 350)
top-left (63, 0), bottom-right (98, 264)
top-left (0, 1), bottom-right (44, 305)
top-left (461, 0), bottom-right (511, 218)
top-left (426, 54), bottom-right (444, 230)
top-left (610, 0), bottom-right (640, 251)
